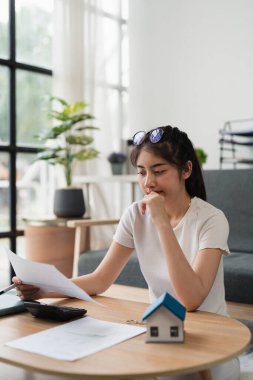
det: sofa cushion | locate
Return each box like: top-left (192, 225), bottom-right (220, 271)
top-left (78, 249), bottom-right (148, 288)
top-left (78, 249), bottom-right (253, 303)
top-left (203, 169), bottom-right (253, 253)
top-left (224, 252), bottom-right (253, 304)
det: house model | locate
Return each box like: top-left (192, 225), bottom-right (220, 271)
top-left (142, 292), bottom-right (186, 343)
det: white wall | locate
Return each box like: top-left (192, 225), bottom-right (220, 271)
top-left (128, 0), bottom-right (253, 168)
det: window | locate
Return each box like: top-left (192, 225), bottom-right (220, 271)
top-left (80, 0), bottom-right (129, 223)
top-left (0, 0), bottom-right (128, 286)
top-left (83, 0), bottom-right (129, 154)
top-left (0, 0), bottom-right (53, 286)
top-left (150, 326), bottom-right (159, 337)
top-left (0, 0), bottom-right (10, 60)
top-left (170, 326), bottom-right (179, 337)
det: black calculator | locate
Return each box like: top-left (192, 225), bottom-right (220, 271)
top-left (24, 300), bottom-right (87, 322)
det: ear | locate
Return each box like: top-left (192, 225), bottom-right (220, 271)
top-left (182, 161), bottom-right (192, 180)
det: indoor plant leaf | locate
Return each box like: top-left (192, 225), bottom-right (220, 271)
top-left (66, 135), bottom-right (94, 145)
top-left (74, 149), bottom-right (99, 160)
top-left (36, 123), bottom-right (72, 141)
top-left (75, 125), bottom-right (99, 132)
top-left (34, 96), bottom-right (99, 187)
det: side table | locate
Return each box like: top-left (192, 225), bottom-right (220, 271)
top-left (23, 217), bottom-right (88, 278)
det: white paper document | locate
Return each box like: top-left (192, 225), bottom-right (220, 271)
top-left (6, 316), bottom-right (146, 361)
top-left (5, 248), bottom-right (98, 304)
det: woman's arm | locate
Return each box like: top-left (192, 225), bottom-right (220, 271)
top-left (140, 191), bottom-right (223, 311)
top-left (72, 242), bottom-right (134, 295)
top-left (13, 242), bottom-right (133, 300)
top-left (157, 223), bottom-right (222, 311)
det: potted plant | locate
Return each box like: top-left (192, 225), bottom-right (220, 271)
top-left (195, 148), bottom-right (208, 166)
top-left (107, 152), bottom-right (127, 175)
top-left (35, 96), bottom-right (99, 218)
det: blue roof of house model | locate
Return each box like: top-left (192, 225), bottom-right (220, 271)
top-left (142, 292), bottom-right (186, 321)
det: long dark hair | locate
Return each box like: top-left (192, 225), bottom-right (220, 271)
top-left (130, 125), bottom-right (206, 201)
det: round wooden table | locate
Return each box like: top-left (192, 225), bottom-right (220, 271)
top-left (0, 293), bottom-right (250, 379)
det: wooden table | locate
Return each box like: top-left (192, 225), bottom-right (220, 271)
top-left (0, 287), bottom-right (251, 380)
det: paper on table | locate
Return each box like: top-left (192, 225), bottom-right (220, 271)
top-left (5, 248), bottom-right (99, 304)
top-left (6, 316), bottom-right (146, 361)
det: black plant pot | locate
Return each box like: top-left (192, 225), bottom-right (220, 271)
top-left (53, 188), bottom-right (85, 218)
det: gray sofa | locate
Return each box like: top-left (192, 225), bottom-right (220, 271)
top-left (203, 169), bottom-right (253, 305)
top-left (78, 169), bottom-right (253, 304)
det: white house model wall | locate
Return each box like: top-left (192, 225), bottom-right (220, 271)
top-left (145, 306), bottom-right (184, 343)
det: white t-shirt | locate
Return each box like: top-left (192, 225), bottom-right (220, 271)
top-left (113, 196), bottom-right (230, 316)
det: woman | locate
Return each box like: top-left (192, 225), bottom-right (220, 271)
top-left (13, 125), bottom-right (239, 380)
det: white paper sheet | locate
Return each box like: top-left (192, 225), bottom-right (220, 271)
top-left (6, 316), bottom-right (146, 361)
top-left (5, 248), bottom-right (99, 304)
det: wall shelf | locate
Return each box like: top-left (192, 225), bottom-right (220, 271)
top-left (219, 119), bottom-right (253, 168)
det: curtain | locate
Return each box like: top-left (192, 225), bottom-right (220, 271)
top-left (52, 0), bottom-right (124, 248)
top-left (53, 0), bottom-right (84, 103)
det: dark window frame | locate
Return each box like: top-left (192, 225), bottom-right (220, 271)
top-left (170, 325), bottom-right (179, 337)
top-left (150, 326), bottom-right (159, 337)
top-left (0, 0), bottom-right (52, 278)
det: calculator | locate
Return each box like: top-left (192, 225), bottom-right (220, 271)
top-left (24, 300), bottom-right (87, 322)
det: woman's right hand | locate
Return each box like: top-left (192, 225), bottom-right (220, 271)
top-left (139, 191), bottom-right (169, 226)
top-left (12, 276), bottom-right (43, 300)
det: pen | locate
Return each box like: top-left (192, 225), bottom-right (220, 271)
top-left (0, 283), bottom-right (16, 295)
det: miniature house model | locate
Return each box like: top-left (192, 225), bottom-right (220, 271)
top-left (142, 292), bottom-right (186, 343)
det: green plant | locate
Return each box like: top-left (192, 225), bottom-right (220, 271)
top-left (34, 97), bottom-right (99, 186)
top-left (195, 148), bottom-right (208, 165)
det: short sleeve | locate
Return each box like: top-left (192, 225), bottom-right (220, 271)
top-left (199, 210), bottom-right (230, 255)
top-left (113, 203), bottom-right (136, 249)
